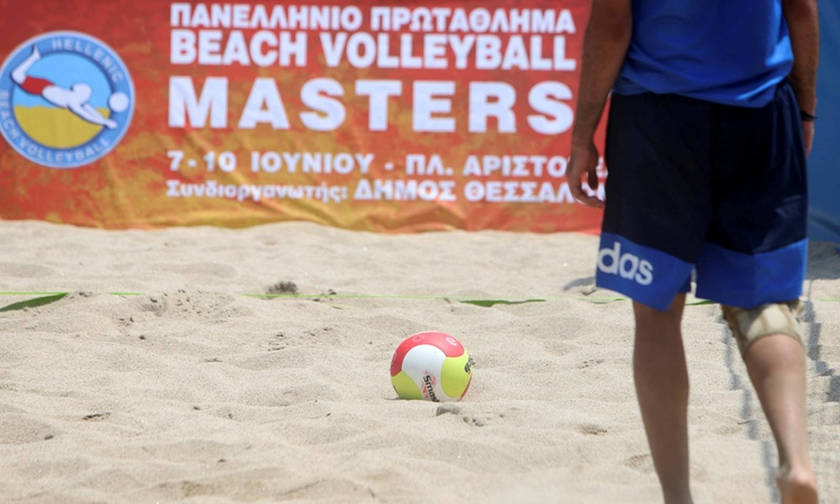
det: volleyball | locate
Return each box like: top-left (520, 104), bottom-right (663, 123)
top-left (390, 331), bottom-right (473, 402)
top-left (109, 92), bottom-right (129, 112)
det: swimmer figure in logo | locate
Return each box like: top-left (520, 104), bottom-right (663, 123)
top-left (11, 46), bottom-right (117, 129)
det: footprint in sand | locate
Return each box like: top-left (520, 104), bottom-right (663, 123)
top-left (623, 454), bottom-right (654, 473)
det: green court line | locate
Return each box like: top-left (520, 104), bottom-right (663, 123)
top-left (0, 291), bottom-right (68, 296)
top-left (244, 292), bottom-right (444, 300)
top-left (0, 290), bottom-right (598, 307)
top-left (247, 292), bottom-right (607, 305)
top-left (686, 299), bottom-right (716, 306)
top-left (0, 293), bottom-right (68, 312)
top-left (0, 291), bottom-right (143, 297)
top-left (1, 291), bottom-right (838, 306)
top-left (460, 298), bottom-right (546, 308)
top-left (579, 296), bottom-right (627, 304)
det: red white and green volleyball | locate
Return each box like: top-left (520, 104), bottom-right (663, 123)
top-left (390, 331), bottom-right (473, 402)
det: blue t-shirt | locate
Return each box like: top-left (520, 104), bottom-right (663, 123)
top-left (613, 0), bottom-right (794, 107)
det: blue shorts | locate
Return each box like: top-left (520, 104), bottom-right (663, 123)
top-left (596, 81), bottom-right (808, 311)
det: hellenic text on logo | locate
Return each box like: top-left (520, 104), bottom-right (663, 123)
top-left (0, 31), bottom-right (134, 168)
top-left (597, 241), bottom-right (654, 286)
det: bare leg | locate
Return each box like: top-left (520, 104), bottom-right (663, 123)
top-left (633, 294), bottom-right (693, 504)
top-left (744, 335), bottom-right (818, 504)
top-left (71, 103), bottom-right (117, 129)
top-left (12, 46), bottom-right (40, 84)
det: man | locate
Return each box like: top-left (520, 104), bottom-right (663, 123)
top-left (12, 46), bottom-right (118, 129)
top-left (567, 1), bottom-right (819, 503)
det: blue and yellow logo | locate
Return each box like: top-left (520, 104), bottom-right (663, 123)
top-left (0, 31), bottom-right (134, 169)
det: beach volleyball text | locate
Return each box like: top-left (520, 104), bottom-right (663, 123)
top-left (168, 3), bottom-right (579, 134)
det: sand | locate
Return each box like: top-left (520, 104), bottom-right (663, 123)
top-left (0, 220), bottom-right (837, 503)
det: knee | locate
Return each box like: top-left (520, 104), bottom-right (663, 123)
top-left (633, 296), bottom-right (686, 345)
top-left (722, 300), bottom-right (805, 358)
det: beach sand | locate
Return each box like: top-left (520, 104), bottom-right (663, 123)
top-left (0, 220), bottom-right (837, 503)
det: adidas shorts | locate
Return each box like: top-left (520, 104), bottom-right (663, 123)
top-left (596, 80), bottom-right (808, 311)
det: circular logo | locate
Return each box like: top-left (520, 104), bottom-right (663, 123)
top-left (0, 31), bottom-right (134, 169)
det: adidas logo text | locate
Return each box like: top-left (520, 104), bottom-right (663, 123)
top-left (597, 241), bottom-right (654, 286)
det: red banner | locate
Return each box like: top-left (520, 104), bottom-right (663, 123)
top-left (0, 0), bottom-right (605, 232)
